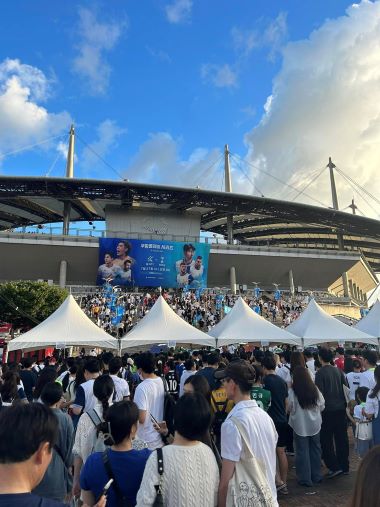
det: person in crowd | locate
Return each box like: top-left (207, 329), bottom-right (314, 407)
top-left (353, 386), bottom-right (372, 458)
top-left (19, 357), bottom-right (37, 402)
top-left (288, 366), bottom-right (325, 486)
top-left (33, 382), bottom-right (74, 502)
top-left (276, 350), bottom-right (291, 386)
top-left (134, 352), bottom-right (165, 450)
top-left (164, 359), bottom-right (179, 400)
top-left (304, 350), bottom-right (316, 376)
top-left (364, 364), bottom-right (380, 445)
top-left (0, 371), bottom-right (27, 408)
top-left (136, 393), bottom-right (220, 506)
top-left (216, 360), bottom-right (278, 507)
top-left (250, 363), bottom-right (271, 411)
top-left (108, 357), bottom-right (130, 402)
top-left (196, 352), bottom-right (219, 391)
top-left (210, 374), bottom-right (234, 453)
top-left (179, 359), bottom-right (196, 397)
top-left (183, 373), bottom-right (210, 398)
top-left (334, 347), bottom-right (345, 371)
top-left (0, 403), bottom-right (67, 507)
top-left (350, 446), bottom-right (380, 507)
top-left (72, 375), bottom-right (115, 498)
top-left (33, 368), bottom-right (58, 402)
top-left (290, 351), bottom-right (314, 381)
top-left (360, 350), bottom-right (378, 390)
top-left (262, 354), bottom-right (289, 495)
top-left (315, 348), bottom-right (349, 478)
top-left (81, 401), bottom-right (151, 507)
top-left (346, 359), bottom-right (362, 401)
top-left (71, 358), bottom-right (101, 417)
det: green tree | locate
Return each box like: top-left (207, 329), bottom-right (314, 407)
top-left (0, 281), bottom-right (68, 328)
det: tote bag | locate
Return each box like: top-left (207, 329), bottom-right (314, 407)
top-left (226, 417), bottom-right (276, 507)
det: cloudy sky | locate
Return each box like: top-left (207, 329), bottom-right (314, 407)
top-left (1, 0), bottom-right (380, 217)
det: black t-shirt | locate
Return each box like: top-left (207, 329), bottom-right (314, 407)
top-left (263, 373), bottom-right (288, 424)
top-left (165, 371), bottom-right (179, 397)
top-left (19, 370), bottom-right (37, 401)
top-left (0, 493), bottom-right (65, 506)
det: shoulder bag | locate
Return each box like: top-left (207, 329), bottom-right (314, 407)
top-left (227, 417), bottom-right (276, 507)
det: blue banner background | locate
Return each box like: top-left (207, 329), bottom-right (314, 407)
top-left (97, 238), bottom-right (211, 288)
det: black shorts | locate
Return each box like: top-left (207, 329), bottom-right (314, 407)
top-left (274, 421), bottom-right (288, 447)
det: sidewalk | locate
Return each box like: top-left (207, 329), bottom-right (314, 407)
top-left (279, 439), bottom-right (359, 507)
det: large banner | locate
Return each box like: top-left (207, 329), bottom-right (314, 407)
top-left (97, 238), bottom-right (211, 288)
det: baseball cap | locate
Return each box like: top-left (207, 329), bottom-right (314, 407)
top-left (127, 358), bottom-right (134, 366)
top-left (214, 360), bottom-right (256, 385)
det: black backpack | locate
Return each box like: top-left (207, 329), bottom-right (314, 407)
top-left (210, 391), bottom-right (229, 435)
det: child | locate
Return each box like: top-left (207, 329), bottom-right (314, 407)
top-left (354, 386), bottom-right (373, 458)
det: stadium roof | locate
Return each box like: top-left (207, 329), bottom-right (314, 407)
top-left (1, 175), bottom-right (380, 271)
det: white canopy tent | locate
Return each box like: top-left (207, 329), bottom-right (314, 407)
top-left (121, 296), bottom-right (215, 349)
top-left (208, 297), bottom-right (301, 346)
top-left (7, 295), bottom-right (118, 352)
top-left (286, 299), bottom-right (377, 346)
top-left (355, 300), bottom-right (380, 344)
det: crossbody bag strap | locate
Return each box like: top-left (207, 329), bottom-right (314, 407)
top-left (154, 447), bottom-right (164, 495)
top-left (102, 450), bottom-right (132, 507)
top-left (230, 416), bottom-right (254, 459)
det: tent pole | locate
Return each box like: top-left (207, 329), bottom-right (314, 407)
top-left (117, 337), bottom-right (122, 357)
top-left (301, 338), bottom-right (305, 350)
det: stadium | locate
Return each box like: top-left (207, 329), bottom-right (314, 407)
top-left (0, 131), bottom-right (379, 317)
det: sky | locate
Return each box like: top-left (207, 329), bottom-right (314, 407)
top-left (1, 0), bottom-right (380, 218)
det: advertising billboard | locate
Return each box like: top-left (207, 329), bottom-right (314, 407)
top-left (97, 238), bottom-right (210, 288)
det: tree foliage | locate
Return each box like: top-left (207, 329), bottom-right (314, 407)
top-left (0, 281), bottom-right (68, 328)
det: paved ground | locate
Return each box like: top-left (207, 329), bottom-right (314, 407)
top-left (279, 437), bottom-right (359, 507)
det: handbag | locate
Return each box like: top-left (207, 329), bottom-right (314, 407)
top-left (153, 447), bottom-right (164, 507)
top-left (226, 417), bottom-right (276, 507)
top-left (355, 420), bottom-right (373, 441)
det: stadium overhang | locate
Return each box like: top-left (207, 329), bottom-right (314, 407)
top-left (1, 175), bottom-right (380, 275)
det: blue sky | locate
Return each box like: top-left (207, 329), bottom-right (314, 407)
top-left (2, 0), bottom-right (380, 217)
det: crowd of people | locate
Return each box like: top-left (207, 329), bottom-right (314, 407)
top-left (80, 290), bottom-right (308, 337)
top-left (0, 344), bottom-right (380, 506)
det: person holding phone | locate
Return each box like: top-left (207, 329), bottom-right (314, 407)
top-left (80, 401), bottom-right (151, 507)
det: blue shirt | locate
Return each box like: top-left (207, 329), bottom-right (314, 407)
top-left (80, 448), bottom-right (151, 506)
top-left (0, 493), bottom-right (64, 506)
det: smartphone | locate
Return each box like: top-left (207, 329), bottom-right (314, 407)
top-left (150, 413), bottom-right (159, 425)
top-left (102, 478), bottom-right (114, 496)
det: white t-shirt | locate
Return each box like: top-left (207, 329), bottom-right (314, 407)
top-left (221, 400), bottom-right (278, 505)
top-left (346, 372), bottom-right (362, 400)
top-left (110, 374), bottom-right (130, 402)
top-left (360, 369), bottom-right (375, 390)
top-left (134, 377), bottom-right (165, 449)
top-left (365, 390), bottom-right (380, 418)
top-left (306, 359), bottom-right (315, 375)
top-left (276, 364), bottom-right (291, 385)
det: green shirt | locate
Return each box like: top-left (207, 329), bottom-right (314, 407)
top-left (250, 386), bottom-right (271, 412)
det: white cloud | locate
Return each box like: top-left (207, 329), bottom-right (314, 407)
top-left (81, 119), bottom-right (127, 171)
top-left (231, 26), bottom-right (259, 57)
top-left (146, 46), bottom-right (172, 64)
top-left (201, 63), bottom-right (238, 88)
top-left (165, 0), bottom-right (192, 24)
top-left (124, 132), bottom-right (223, 189)
top-left (73, 7), bottom-right (126, 95)
top-left (244, 1), bottom-right (380, 217)
top-left (0, 58), bottom-right (71, 159)
top-left (264, 12), bottom-right (288, 61)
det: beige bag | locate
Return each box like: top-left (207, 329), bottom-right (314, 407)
top-left (227, 417), bottom-right (276, 507)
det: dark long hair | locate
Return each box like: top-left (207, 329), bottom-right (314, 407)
top-left (290, 351), bottom-right (306, 374)
top-left (369, 365), bottom-right (380, 399)
top-left (0, 372), bottom-right (19, 403)
top-left (292, 366), bottom-right (319, 409)
top-left (350, 446), bottom-right (380, 507)
top-left (93, 375), bottom-right (114, 419)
